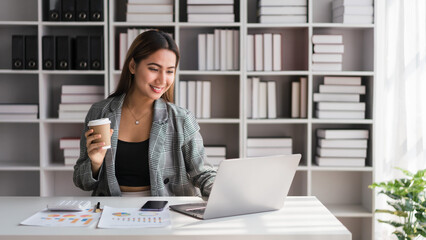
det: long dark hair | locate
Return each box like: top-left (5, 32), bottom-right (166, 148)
top-left (109, 29), bottom-right (180, 103)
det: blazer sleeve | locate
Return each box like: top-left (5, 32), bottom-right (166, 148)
top-left (181, 111), bottom-right (217, 197)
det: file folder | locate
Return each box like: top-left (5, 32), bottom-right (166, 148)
top-left (76, 0), bottom-right (89, 21)
top-left (25, 36), bottom-right (38, 70)
top-left (56, 36), bottom-right (71, 70)
top-left (12, 35), bottom-right (24, 70)
top-left (90, 36), bottom-right (103, 70)
top-left (75, 36), bottom-right (89, 70)
top-left (90, 0), bottom-right (103, 21)
top-left (62, 0), bottom-right (75, 21)
top-left (48, 0), bottom-right (61, 21)
top-left (42, 36), bottom-right (55, 70)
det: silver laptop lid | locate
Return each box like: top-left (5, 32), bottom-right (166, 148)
top-left (203, 154), bottom-right (301, 219)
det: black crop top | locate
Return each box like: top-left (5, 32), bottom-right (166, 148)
top-left (115, 139), bottom-right (150, 187)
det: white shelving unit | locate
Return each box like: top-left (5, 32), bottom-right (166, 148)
top-left (1, 0), bottom-right (376, 239)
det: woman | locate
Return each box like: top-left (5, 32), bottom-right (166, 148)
top-left (73, 30), bottom-right (216, 197)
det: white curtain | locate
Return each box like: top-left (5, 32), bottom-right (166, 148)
top-left (375, 0), bottom-right (426, 239)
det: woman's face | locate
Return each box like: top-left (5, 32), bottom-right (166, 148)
top-left (129, 49), bottom-right (176, 101)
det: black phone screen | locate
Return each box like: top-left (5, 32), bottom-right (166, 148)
top-left (140, 200), bottom-right (168, 211)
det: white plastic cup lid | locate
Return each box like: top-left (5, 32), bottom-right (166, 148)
top-left (88, 118), bottom-right (111, 127)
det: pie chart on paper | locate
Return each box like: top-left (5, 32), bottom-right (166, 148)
top-left (112, 212), bottom-right (130, 217)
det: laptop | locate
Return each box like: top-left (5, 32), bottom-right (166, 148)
top-left (169, 154), bottom-right (301, 220)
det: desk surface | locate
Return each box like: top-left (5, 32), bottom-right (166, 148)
top-left (0, 196), bottom-right (351, 240)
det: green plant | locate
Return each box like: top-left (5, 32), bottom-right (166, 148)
top-left (369, 168), bottom-right (426, 240)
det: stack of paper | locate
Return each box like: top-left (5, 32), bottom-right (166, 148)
top-left (60, 138), bottom-right (80, 165)
top-left (0, 104), bottom-right (38, 120)
top-left (126, 0), bottom-right (174, 22)
top-left (205, 145), bottom-right (226, 167)
top-left (312, 35), bottom-right (344, 71)
top-left (247, 138), bottom-right (292, 157)
top-left (332, 0), bottom-right (374, 24)
top-left (179, 81), bottom-right (211, 119)
top-left (187, 0), bottom-right (234, 23)
top-left (59, 85), bottom-right (103, 119)
top-left (247, 33), bottom-right (281, 71)
top-left (246, 77), bottom-right (277, 119)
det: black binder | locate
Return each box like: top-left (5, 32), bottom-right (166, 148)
top-left (56, 36), bottom-right (71, 70)
top-left (25, 36), bottom-right (38, 70)
top-left (12, 35), bottom-right (24, 70)
top-left (62, 0), bottom-right (75, 21)
top-left (90, 0), bottom-right (103, 21)
top-left (75, 36), bottom-right (89, 70)
top-left (76, 0), bottom-right (89, 21)
top-left (42, 36), bottom-right (55, 70)
top-left (90, 36), bottom-right (103, 70)
top-left (48, 0), bottom-right (61, 21)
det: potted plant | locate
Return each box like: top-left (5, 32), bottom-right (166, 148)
top-left (369, 168), bottom-right (426, 240)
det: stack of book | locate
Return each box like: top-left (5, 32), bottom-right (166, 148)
top-left (247, 137), bottom-right (292, 157)
top-left (204, 145), bottom-right (226, 167)
top-left (291, 77), bottom-right (307, 118)
top-left (187, 0), bottom-right (234, 23)
top-left (197, 29), bottom-right (239, 71)
top-left (246, 33), bottom-right (282, 71)
top-left (316, 129), bottom-right (368, 167)
top-left (313, 76), bottom-right (366, 119)
top-left (179, 81), bottom-right (211, 119)
top-left (312, 35), bottom-right (344, 71)
top-left (258, 0), bottom-right (307, 23)
top-left (60, 138), bottom-right (80, 166)
top-left (247, 78), bottom-right (277, 119)
top-left (59, 85), bottom-right (104, 119)
top-left (0, 104), bottom-right (38, 120)
top-left (332, 0), bottom-right (374, 24)
top-left (126, 0), bottom-right (173, 22)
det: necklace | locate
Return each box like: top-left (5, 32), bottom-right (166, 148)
top-left (126, 102), bottom-right (141, 125)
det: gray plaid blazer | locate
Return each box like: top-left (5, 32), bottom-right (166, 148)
top-left (73, 94), bottom-right (216, 197)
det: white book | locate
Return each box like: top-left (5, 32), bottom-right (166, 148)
top-left (187, 81), bottom-right (197, 115)
top-left (317, 102), bottom-right (365, 111)
top-left (198, 34), bottom-right (206, 70)
top-left (187, 5), bottom-right (233, 14)
top-left (204, 146), bottom-right (226, 156)
top-left (259, 15), bottom-right (306, 23)
top-left (60, 138), bottom-right (80, 149)
top-left (246, 35), bottom-right (255, 71)
top-left (263, 33), bottom-right (273, 71)
top-left (333, 6), bottom-right (374, 17)
top-left (233, 30), bottom-right (239, 70)
top-left (315, 156), bottom-right (366, 167)
top-left (317, 129), bottom-right (369, 139)
top-left (313, 44), bottom-right (344, 53)
top-left (252, 77), bottom-right (260, 118)
top-left (59, 104), bottom-right (91, 112)
top-left (272, 34), bottom-right (282, 71)
top-left (206, 34), bottom-right (214, 70)
top-left (312, 54), bottom-right (343, 63)
top-left (258, 6), bottom-right (307, 15)
top-left (316, 110), bottom-right (365, 119)
top-left (259, 0), bottom-right (307, 6)
top-left (64, 148), bottom-right (80, 157)
top-left (319, 84), bottom-right (366, 94)
top-left (187, 0), bottom-right (234, 4)
top-left (207, 157), bottom-right (226, 166)
top-left (259, 82), bottom-right (268, 118)
top-left (119, 33), bottom-right (128, 70)
top-left (332, 0), bottom-right (373, 9)
top-left (61, 85), bottom-right (104, 95)
top-left (128, 0), bottom-right (173, 4)
top-left (312, 63), bottom-right (342, 71)
top-left (247, 147), bottom-right (292, 157)
top-left (313, 93), bottom-right (360, 102)
top-left (299, 77), bottom-right (307, 118)
top-left (226, 30), bottom-right (234, 70)
top-left (196, 81), bottom-right (203, 118)
top-left (318, 139), bottom-right (368, 149)
top-left (247, 138), bottom-right (292, 147)
top-left (0, 104), bottom-right (38, 114)
top-left (58, 111), bottom-right (87, 119)
top-left (126, 13), bottom-right (173, 22)
top-left (127, 28), bottom-right (135, 50)
top-left (333, 15), bottom-right (373, 24)
top-left (188, 14), bottom-right (234, 23)
top-left (220, 30), bottom-right (227, 71)
top-left (254, 34), bottom-right (263, 71)
top-left (317, 147), bottom-right (367, 158)
top-left (0, 113), bottom-right (37, 120)
top-left (127, 4), bottom-right (173, 13)
top-left (324, 76), bottom-right (362, 85)
top-left (267, 81), bottom-right (277, 118)
top-left (246, 78), bottom-right (253, 118)
top-left (291, 81), bottom-right (300, 118)
top-left (312, 35), bottom-right (343, 44)
top-left (61, 94), bottom-right (104, 104)
top-left (179, 81), bottom-right (187, 109)
top-left (214, 29), bottom-right (221, 70)
top-left (64, 157), bottom-right (78, 166)
top-left (202, 81), bottom-right (211, 119)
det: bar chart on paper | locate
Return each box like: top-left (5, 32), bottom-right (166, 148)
top-left (97, 206), bottom-right (170, 228)
top-left (20, 209), bottom-right (100, 227)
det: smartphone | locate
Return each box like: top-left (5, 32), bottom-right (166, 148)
top-left (140, 200), bottom-right (168, 211)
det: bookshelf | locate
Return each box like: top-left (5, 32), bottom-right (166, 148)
top-left (0, 0), bottom-right (376, 239)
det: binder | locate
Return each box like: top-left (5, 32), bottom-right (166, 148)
top-left (12, 35), bottom-right (24, 70)
top-left (90, 36), bottom-right (103, 70)
top-left (56, 36), bottom-right (71, 70)
top-left (42, 36), bottom-right (55, 70)
top-left (76, 0), bottom-right (89, 21)
top-left (75, 36), bottom-right (89, 70)
top-left (25, 36), bottom-right (38, 70)
top-left (90, 0), bottom-right (103, 21)
top-left (48, 0), bottom-right (61, 21)
top-left (62, 0), bottom-right (75, 21)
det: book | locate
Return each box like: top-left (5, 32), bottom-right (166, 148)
top-left (299, 77), bottom-right (307, 118)
top-left (246, 78), bottom-right (252, 118)
top-left (312, 53), bottom-right (343, 63)
top-left (259, 82), bottom-right (268, 118)
top-left (258, 6), bottom-right (307, 15)
top-left (226, 30), bottom-right (233, 70)
top-left (220, 29), bottom-right (227, 70)
top-left (61, 85), bottom-right (104, 95)
top-left (254, 34), bottom-right (263, 71)
top-left (263, 33), bottom-right (273, 71)
top-left (196, 81), bottom-right (203, 118)
top-left (246, 35), bottom-right (254, 71)
top-left (312, 35), bottom-right (343, 44)
top-left (126, 13), bottom-right (173, 22)
top-left (267, 81), bottom-right (277, 118)
top-left (317, 129), bottom-right (369, 139)
top-left (233, 30), bottom-right (239, 70)
top-left (247, 138), bottom-right (292, 147)
top-left (313, 44), bottom-right (344, 53)
top-left (318, 139), bottom-right (368, 148)
top-left (59, 103), bottom-right (92, 112)
top-left (312, 63), bottom-right (342, 71)
top-left (324, 76), bottom-right (361, 85)
top-left (313, 93), bottom-right (360, 102)
top-left (64, 148), bottom-right (80, 157)
top-left (187, 81), bottom-right (196, 115)
top-left (0, 104), bottom-right (38, 114)
top-left (188, 14), bottom-right (234, 23)
top-left (319, 84), bottom-right (366, 94)
top-left (0, 113), bottom-right (37, 120)
top-left (332, 6), bottom-right (374, 17)
top-left (58, 111), bottom-right (87, 119)
top-left (247, 147), bottom-right (292, 157)
top-left (315, 156), bottom-right (366, 167)
top-left (127, 4), bottom-right (173, 13)
top-left (64, 157), bottom-right (78, 166)
top-left (202, 81), bottom-right (211, 119)
top-left (204, 146), bottom-right (226, 156)
top-left (259, 0), bottom-right (308, 7)
top-left (119, 33), bottom-right (127, 70)
top-left (206, 34), bottom-right (214, 70)
top-left (316, 110), bottom-right (365, 119)
top-left (272, 34), bottom-right (282, 71)
top-left (252, 77), bottom-right (260, 118)
top-left (333, 15), bottom-right (373, 24)
top-left (198, 34), bottom-right (206, 70)
top-left (214, 29), bottom-right (220, 70)
top-left (60, 138), bottom-right (80, 149)
top-left (259, 15), bottom-right (306, 23)
top-left (317, 147), bottom-right (367, 158)
top-left (128, 0), bottom-right (173, 4)
top-left (332, 0), bottom-right (373, 9)
top-left (179, 81), bottom-right (187, 109)
top-left (187, 0), bottom-right (234, 4)
top-left (61, 94), bottom-right (104, 103)
top-left (187, 5), bottom-right (233, 14)
top-left (291, 81), bottom-right (300, 118)
top-left (317, 102), bottom-right (365, 111)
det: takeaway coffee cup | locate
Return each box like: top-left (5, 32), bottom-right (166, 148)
top-left (88, 118), bottom-right (111, 149)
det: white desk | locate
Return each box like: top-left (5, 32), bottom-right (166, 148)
top-left (0, 196), bottom-right (351, 240)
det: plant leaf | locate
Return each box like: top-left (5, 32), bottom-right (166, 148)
top-left (392, 230), bottom-right (406, 240)
top-left (378, 219), bottom-right (404, 228)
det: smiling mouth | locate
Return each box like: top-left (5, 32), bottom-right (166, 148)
top-left (150, 85), bottom-right (163, 93)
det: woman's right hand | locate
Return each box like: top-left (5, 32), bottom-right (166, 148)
top-left (85, 128), bottom-right (113, 175)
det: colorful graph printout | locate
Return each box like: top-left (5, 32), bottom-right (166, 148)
top-left (97, 206), bottom-right (170, 228)
top-left (20, 209), bottom-right (101, 227)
